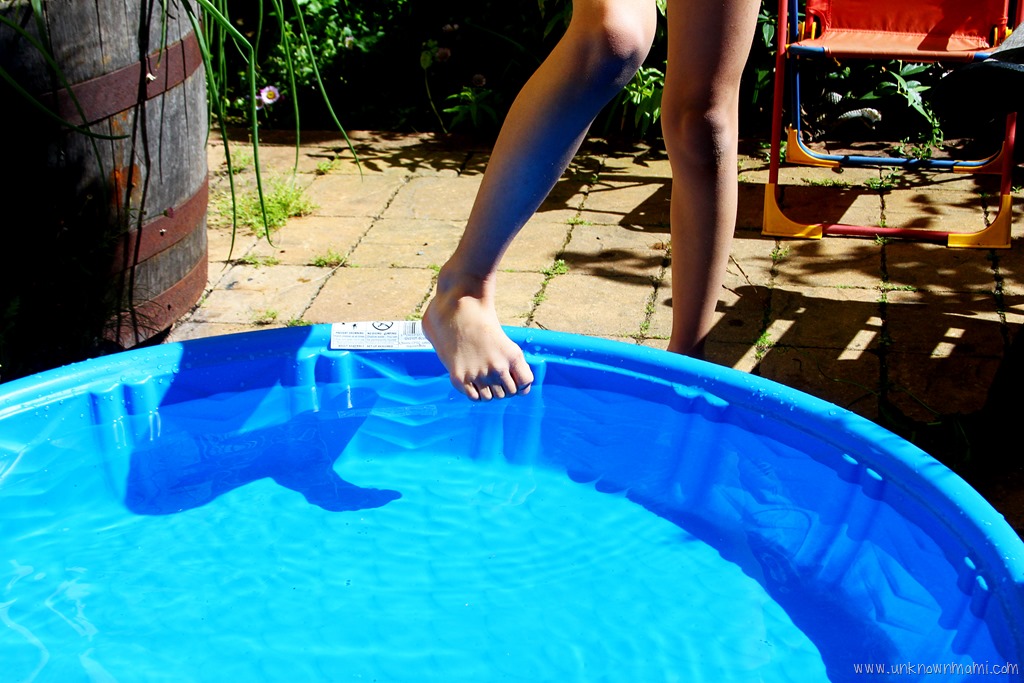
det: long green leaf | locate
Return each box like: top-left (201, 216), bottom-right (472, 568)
top-left (289, 0), bottom-right (361, 173)
top-left (192, 0), bottom-right (273, 244)
top-left (183, 0), bottom-right (243, 259)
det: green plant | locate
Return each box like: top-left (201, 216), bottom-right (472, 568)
top-left (864, 170), bottom-right (902, 192)
top-left (542, 259), bottom-right (569, 277)
top-left (253, 309), bottom-right (280, 325)
top-left (729, 2), bottom-right (780, 136)
top-left (611, 65), bottom-right (665, 138)
top-left (225, 144), bottom-right (255, 174)
top-left (310, 250), bottom-right (347, 267)
top-left (754, 330), bottom-right (775, 360)
top-left (443, 85), bottom-right (499, 131)
top-left (770, 245), bottom-right (790, 263)
top-left (798, 55), bottom-right (947, 147)
top-left (235, 254), bottom-right (281, 267)
top-left (861, 62), bottom-right (943, 142)
top-left (221, 178), bottom-right (315, 233)
top-left (638, 293), bottom-right (658, 337)
top-left (315, 158), bottom-right (336, 175)
top-left (420, 39), bottom-right (450, 133)
top-left (759, 139), bottom-right (787, 163)
top-left (891, 139), bottom-right (935, 161)
top-left (802, 177), bottom-right (852, 188)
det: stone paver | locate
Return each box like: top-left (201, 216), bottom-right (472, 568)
top-left (207, 227), bottom-right (259, 270)
top-left (994, 240), bottom-right (1024, 295)
top-left (885, 290), bottom-right (1006, 357)
top-left (501, 219), bottom-right (573, 272)
top-left (243, 215), bottom-right (373, 266)
top-left (494, 271), bottom-right (548, 324)
top-left (725, 230), bottom-right (780, 288)
top-left (768, 286), bottom-right (883, 351)
top-left (193, 264), bottom-right (329, 325)
top-left (305, 174), bottom-right (407, 217)
top-left (883, 187), bottom-right (985, 232)
top-left (884, 241), bottom-right (997, 293)
top-left (780, 184), bottom-right (882, 227)
top-left (304, 267), bottom-right (434, 323)
top-left (348, 217), bottom-right (463, 268)
top-left (886, 351), bottom-right (1003, 422)
top-left (381, 175), bottom-right (483, 221)
top-left (579, 177), bottom-right (671, 227)
top-left (773, 237), bottom-right (882, 289)
top-left (533, 273), bottom-right (654, 338)
top-left (167, 320), bottom-right (268, 343)
top-left (560, 222), bottom-right (668, 279)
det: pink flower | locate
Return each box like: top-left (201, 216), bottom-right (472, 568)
top-left (435, 47), bottom-right (451, 63)
top-left (471, 74), bottom-right (487, 87)
top-left (258, 86), bottom-right (281, 107)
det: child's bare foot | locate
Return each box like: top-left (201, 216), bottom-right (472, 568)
top-left (423, 271), bottom-right (533, 401)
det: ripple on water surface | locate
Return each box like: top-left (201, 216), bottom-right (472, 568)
top-left (2, 411), bottom-right (828, 682)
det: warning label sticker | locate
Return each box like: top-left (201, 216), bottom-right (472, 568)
top-left (329, 321), bottom-right (434, 350)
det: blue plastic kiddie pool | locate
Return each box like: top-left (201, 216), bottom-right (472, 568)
top-left (1, 324), bottom-right (1022, 682)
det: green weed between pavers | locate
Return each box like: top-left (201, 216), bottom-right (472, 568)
top-left (802, 177), bottom-right (851, 188)
top-left (864, 170), bottom-right (901, 192)
top-left (315, 158), bottom-right (337, 175)
top-left (286, 318), bottom-right (311, 327)
top-left (542, 259), bottom-right (569, 276)
top-left (566, 216), bottom-right (592, 226)
top-left (217, 179), bottom-right (316, 235)
top-left (638, 295), bottom-right (657, 337)
top-left (880, 283), bottom-right (917, 292)
top-left (252, 309), bottom-right (279, 325)
top-left (754, 330), bottom-right (775, 361)
top-left (234, 254), bottom-right (281, 267)
top-left (310, 250), bottom-right (347, 267)
top-left (224, 145), bottom-right (255, 175)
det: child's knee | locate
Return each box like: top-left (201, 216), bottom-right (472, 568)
top-left (570, 2), bottom-right (655, 89)
top-left (662, 103), bottom-right (738, 166)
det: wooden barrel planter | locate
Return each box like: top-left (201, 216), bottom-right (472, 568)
top-left (0, 0), bottom-right (207, 379)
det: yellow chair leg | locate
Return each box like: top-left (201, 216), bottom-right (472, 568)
top-left (784, 128), bottom-right (841, 168)
top-left (947, 194), bottom-right (1013, 249)
top-left (762, 183), bottom-right (824, 239)
top-left (951, 140), bottom-right (1011, 175)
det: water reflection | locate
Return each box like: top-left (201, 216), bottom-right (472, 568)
top-left (125, 411), bottom-right (401, 515)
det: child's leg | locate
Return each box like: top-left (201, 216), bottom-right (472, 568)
top-left (661, 0), bottom-right (760, 357)
top-left (424, 0), bottom-right (656, 400)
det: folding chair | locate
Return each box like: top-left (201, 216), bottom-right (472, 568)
top-left (763, 0), bottom-right (1021, 248)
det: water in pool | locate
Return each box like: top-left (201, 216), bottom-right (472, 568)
top-left (0, 370), bottom-right (998, 682)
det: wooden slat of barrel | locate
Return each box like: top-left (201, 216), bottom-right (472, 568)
top-left (0, 0), bottom-right (207, 376)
